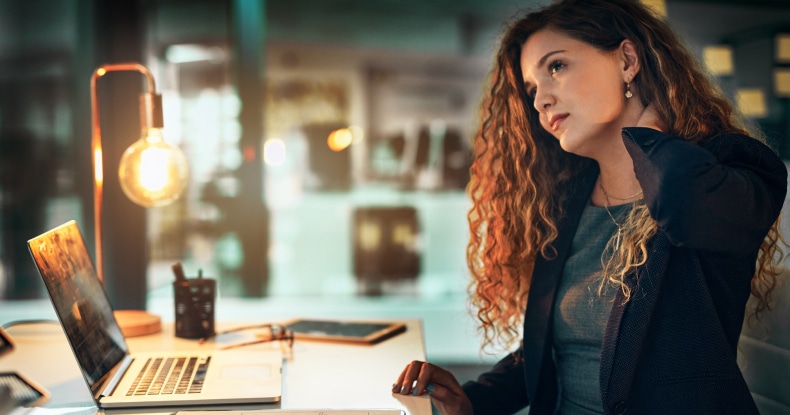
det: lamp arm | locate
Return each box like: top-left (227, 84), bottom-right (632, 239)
top-left (90, 63), bottom-right (158, 284)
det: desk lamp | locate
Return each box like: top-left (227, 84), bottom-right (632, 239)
top-left (91, 62), bottom-right (189, 337)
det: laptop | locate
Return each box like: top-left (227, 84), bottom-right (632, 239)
top-left (27, 220), bottom-right (282, 409)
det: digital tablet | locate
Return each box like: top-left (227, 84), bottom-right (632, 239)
top-left (282, 319), bottom-right (407, 344)
top-left (0, 372), bottom-right (50, 408)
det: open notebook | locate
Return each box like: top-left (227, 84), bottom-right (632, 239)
top-left (27, 220), bottom-right (282, 409)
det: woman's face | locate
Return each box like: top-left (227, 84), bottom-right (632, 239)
top-left (520, 29), bottom-right (632, 159)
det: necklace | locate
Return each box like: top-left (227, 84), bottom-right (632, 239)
top-left (599, 182), bottom-right (629, 252)
top-left (599, 182), bottom-right (643, 201)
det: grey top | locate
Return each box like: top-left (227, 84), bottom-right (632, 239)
top-left (552, 202), bottom-right (631, 415)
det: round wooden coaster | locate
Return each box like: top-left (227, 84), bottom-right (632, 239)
top-left (113, 310), bottom-right (162, 337)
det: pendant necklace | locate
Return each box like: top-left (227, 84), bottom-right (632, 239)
top-left (599, 182), bottom-right (642, 252)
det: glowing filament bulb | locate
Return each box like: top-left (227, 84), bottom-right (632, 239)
top-left (118, 128), bottom-right (189, 208)
top-left (139, 147), bottom-right (169, 192)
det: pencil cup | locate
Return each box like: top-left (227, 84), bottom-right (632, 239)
top-left (174, 277), bottom-right (215, 339)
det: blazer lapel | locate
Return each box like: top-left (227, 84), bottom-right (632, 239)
top-left (599, 233), bottom-right (672, 410)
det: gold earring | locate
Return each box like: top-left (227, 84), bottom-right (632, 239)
top-left (625, 81), bottom-right (633, 99)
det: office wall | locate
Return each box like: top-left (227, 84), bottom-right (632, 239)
top-left (0, 0), bottom-right (789, 303)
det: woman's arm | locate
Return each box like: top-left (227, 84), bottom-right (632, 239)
top-left (461, 350), bottom-right (530, 415)
top-left (622, 127), bottom-right (787, 255)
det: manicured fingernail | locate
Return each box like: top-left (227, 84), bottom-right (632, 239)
top-left (400, 386), bottom-right (407, 394)
top-left (426, 384), bottom-right (435, 392)
top-left (411, 388), bottom-right (419, 396)
top-left (392, 383), bottom-right (398, 391)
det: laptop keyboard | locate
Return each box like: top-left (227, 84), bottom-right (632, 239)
top-left (126, 356), bottom-right (210, 395)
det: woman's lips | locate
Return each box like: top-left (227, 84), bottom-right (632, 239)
top-left (549, 114), bottom-right (569, 131)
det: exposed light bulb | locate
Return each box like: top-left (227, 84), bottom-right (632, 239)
top-left (118, 128), bottom-right (189, 208)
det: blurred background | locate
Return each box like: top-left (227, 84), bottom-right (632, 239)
top-left (0, 0), bottom-right (789, 344)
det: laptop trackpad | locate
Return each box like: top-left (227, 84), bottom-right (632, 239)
top-left (220, 365), bottom-right (271, 380)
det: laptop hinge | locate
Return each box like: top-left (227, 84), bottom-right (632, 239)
top-left (97, 355), bottom-right (135, 399)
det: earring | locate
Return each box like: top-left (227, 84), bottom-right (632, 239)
top-left (625, 81), bottom-right (633, 99)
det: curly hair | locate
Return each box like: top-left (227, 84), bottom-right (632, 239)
top-left (467, 0), bottom-right (785, 352)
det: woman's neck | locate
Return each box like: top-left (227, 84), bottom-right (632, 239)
top-left (591, 154), bottom-right (642, 207)
top-left (589, 100), bottom-right (647, 207)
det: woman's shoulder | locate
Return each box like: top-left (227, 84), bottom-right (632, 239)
top-left (702, 131), bottom-right (785, 167)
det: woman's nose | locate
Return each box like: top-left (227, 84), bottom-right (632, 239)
top-left (533, 88), bottom-right (553, 112)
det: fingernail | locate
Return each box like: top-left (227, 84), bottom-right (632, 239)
top-left (400, 386), bottom-right (408, 394)
top-left (426, 384), bottom-right (435, 392)
top-left (392, 383), bottom-right (398, 391)
top-left (411, 388), bottom-right (419, 396)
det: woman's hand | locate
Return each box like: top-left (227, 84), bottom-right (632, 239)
top-left (392, 360), bottom-right (473, 415)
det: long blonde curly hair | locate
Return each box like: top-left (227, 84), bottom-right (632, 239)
top-left (467, 0), bottom-right (785, 352)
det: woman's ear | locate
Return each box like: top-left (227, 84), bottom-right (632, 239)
top-left (620, 39), bottom-right (641, 81)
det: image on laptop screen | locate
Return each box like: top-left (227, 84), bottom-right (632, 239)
top-left (27, 220), bottom-right (128, 389)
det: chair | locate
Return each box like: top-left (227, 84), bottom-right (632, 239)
top-left (738, 270), bottom-right (790, 414)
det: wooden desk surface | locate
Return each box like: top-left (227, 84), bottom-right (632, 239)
top-left (0, 318), bottom-right (431, 415)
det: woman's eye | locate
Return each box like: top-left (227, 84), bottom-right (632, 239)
top-left (528, 87), bottom-right (537, 98)
top-left (549, 60), bottom-right (565, 74)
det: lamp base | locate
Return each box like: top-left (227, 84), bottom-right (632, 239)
top-left (114, 310), bottom-right (161, 337)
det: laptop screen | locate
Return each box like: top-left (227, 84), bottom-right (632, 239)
top-left (27, 220), bottom-right (129, 392)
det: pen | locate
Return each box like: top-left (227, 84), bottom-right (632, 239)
top-left (172, 261), bottom-right (187, 282)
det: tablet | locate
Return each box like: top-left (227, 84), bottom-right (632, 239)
top-left (282, 319), bottom-right (406, 344)
top-left (0, 372), bottom-right (50, 408)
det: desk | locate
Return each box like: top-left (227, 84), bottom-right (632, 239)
top-left (0, 318), bottom-right (431, 415)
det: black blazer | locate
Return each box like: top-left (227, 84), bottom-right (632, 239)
top-left (462, 127), bottom-right (788, 415)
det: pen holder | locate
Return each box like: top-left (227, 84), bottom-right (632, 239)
top-left (174, 277), bottom-right (215, 339)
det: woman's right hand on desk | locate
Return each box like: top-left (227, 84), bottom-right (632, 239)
top-left (393, 360), bottom-right (473, 415)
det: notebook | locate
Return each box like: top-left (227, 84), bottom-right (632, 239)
top-left (27, 220), bottom-right (283, 409)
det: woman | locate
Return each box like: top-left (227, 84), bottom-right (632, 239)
top-left (393, 0), bottom-right (787, 414)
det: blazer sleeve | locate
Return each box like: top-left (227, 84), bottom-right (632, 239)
top-left (462, 349), bottom-right (530, 415)
top-left (622, 127), bottom-right (787, 255)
